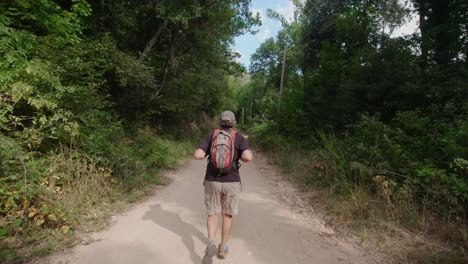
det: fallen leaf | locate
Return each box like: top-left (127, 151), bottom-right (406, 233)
top-left (35, 218), bottom-right (45, 226)
top-left (61, 225), bottom-right (70, 234)
top-left (28, 208), bottom-right (37, 218)
top-left (48, 214), bottom-right (58, 222)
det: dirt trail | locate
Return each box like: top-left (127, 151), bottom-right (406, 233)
top-left (38, 156), bottom-right (383, 264)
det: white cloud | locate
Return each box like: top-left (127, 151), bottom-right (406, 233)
top-left (235, 52), bottom-right (243, 63)
top-left (257, 27), bottom-right (271, 42)
top-left (391, 0), bottom-right (420, 37)
top-left (230, 48), bottom-right (243, 63)
top-left (250, 7), bottom-right (272, 42)
top-left (392, 16), bottom-right (419, 37)
top-left (274, 0), bottom-right (295, 22)
top-left (251, 8), bottom-right (265, 20)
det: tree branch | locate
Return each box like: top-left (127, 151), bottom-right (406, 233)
top-left (139, 20), bottom-right (169, 62)
top-left (139, 0), bottom-right (221, 63)
top-left (149, 34), bottom-right (175, 101)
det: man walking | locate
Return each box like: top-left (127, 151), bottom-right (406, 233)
top-left (194, 111), bottom-right (253, 264)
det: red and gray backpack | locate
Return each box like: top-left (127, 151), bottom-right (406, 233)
top-left (209, 129), bottom-right (236, 175)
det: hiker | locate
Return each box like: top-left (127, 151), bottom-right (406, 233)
top-left (194, 110), bottom-right (253, 263)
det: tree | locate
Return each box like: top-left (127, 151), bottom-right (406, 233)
top-left (82, 0), bottom-right (260, 124)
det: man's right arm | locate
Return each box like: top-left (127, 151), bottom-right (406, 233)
top-left (193, 149), bottom-right (206, 160)
top-left (194, 132), bottom-right (212, 160)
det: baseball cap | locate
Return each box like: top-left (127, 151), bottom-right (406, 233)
top-left (220, 111), bottom-right (236, 127)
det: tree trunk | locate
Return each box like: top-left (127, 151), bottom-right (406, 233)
top-left (276, 47), bottom-right (287, 134)
top-left (148, 34), bottom-right (175, 102)
top-left (418, 0), bottom-right (428, 67)
top-left (139, 0), bottom-right (220, 63)
top-left (241, 107), bottom-right (245, 125)
top-left (139, 20), bottom-right (169, 62)
top-left (431, 0), bottom-right (451, 66)
top-left (249, 87), bottom-right (254, 122)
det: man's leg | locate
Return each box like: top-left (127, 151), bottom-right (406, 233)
top-left (220, 182), bottom-right (240, 245)
top-left (221, 212), bottom-right (233, 244)
top-left (217, 212), bottom-right (232, 259)
top-left (203, 181), bottom-right (221, 264)
top-left (203, 216), bottom-right (218, 264)
top-left (207, 214), bottom-right (218, 242)
top-left (204, 181), bottom-right (221, 242)
top-left (217, 182), bottom-right (239, 259)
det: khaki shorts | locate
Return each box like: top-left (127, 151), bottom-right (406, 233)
top-left (204, 181), bottom-right (241, 216)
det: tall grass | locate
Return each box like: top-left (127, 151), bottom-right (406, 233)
top-left (0, 129), bottom-right (195, 263)
top-left (248, 124), bottom-right (467, 263)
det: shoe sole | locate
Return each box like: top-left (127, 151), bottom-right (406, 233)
top-left (217, 249), bottom-right (228, 259)
top-left (202, 244), bottom-right (217, 264)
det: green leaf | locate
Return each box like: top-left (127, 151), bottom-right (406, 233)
top-left (14, 218), bottom-right (22, 227)
top-left (0, 226), bottom-right (9, 238)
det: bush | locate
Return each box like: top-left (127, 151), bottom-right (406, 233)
top-left (343, 114), bottom-right (406, 173)
top-left (0, 129), bottom-right (195, 263)
top-left (247, 111), bottom-right (467, 258)
top-left (0, 136), bottom-right (72, 245)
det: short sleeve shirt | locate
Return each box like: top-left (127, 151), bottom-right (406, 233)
top-left (198, 129), bottom-right (249, 182)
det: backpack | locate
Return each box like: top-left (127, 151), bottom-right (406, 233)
top-left (209, 129), bottom-right (236, 175)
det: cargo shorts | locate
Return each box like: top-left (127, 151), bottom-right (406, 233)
top-left (204, 181), bottom-right (241, 216)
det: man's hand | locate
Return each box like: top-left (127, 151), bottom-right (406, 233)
top-left (193, 149), bottom-right (206, 160)
top-left (240, 150), bottom-right (253, 162)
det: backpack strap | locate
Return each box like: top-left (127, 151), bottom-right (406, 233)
top-left (212, 129), bottom-right (221, 141)
top-left (208, 129), bottom-right (221, 161)
top-left (230, 130), bottom-right (236, 165)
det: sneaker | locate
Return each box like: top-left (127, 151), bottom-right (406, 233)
top-left (217, 244), bottom-right (229, 259)
top-left (202, 242), bottom-right (217, 264)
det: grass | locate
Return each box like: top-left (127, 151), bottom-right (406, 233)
top-left (248, 129), bottom-right (467, 263)
top-left (0, 130), bottom-right (195, 264)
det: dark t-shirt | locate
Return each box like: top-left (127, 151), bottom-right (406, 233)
top-left (198, 129), bottom-right (249, 182)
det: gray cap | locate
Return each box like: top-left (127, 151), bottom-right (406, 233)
top-left (221, 111), bottom-right (236, 126)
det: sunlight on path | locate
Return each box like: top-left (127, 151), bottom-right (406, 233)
top-left (37, 159), bottom-right (381, 264)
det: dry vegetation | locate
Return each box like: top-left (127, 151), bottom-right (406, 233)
top-left (0, 132), bottom-right (195, 263)
top-left (249, 131), bottom-right (467, 264)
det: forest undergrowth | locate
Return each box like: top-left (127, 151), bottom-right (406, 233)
top-left (247, 122), bottom-right (467, 264)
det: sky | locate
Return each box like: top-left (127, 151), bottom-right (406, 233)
top-left (233, 0), bottom-right (419, 68)
top-left (233, 0), bottom-right (295, 67)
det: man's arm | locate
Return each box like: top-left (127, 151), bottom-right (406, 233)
top-left (193, 149), bottom-right (206, 160)
top-left (239, 133), bottom-right (253, 162)
top-left (240, 149), bottom-right (253, 162)
top-left (194, 132), bottom-right (212, 160)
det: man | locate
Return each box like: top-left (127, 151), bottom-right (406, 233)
top-left (194, 110), bottom-right (253, 264)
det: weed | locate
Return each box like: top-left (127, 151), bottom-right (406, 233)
top-left (248, 127), bottom-right (467, 263)
top-left (0, 130), bottom-right (195, 263)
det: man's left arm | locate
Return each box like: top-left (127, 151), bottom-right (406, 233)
top-left (239, 134), bottom-right (253, 162)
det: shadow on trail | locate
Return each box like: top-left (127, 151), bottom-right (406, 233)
top-left (139, 161), bottom-right (362, 264)
top-left (232, 186), bottom-right (353, 264)
top-left (142, 204), bottom-right (206, 264)
top-left (78, 242), bottom-right (161, 264)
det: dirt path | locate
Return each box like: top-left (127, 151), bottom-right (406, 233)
top-left (38, 156), bottom-right (383, 264)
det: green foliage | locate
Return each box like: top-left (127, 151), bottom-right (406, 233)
top-left (0, 134), bottom-right (70, 243)
top-left (109, 50), bottom-right (156, 122)
top-left (1, 0), bottom-right (258, 262)
top-left (132, 131), bottom-right (179, 172)
top-left (243, 0), bottom-right (467, 215)
top-left (0, 131), bottom-right (194, 263)
top-left (242, 0), bottom-right (467, 259)
top-left (344, 115), bottom-right (406, 172)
